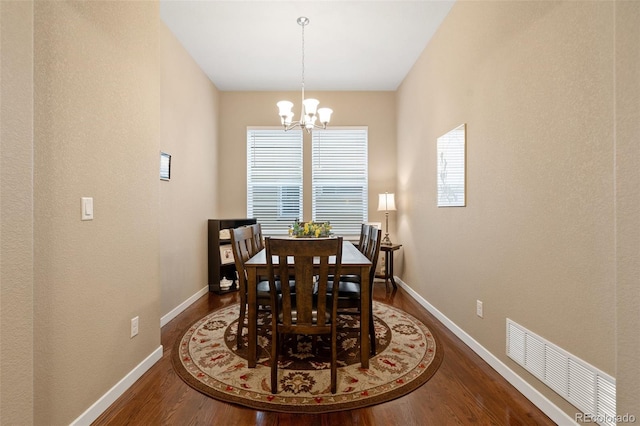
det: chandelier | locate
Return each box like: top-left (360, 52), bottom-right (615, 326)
top-left (277, 17), bottom-right (333, 133)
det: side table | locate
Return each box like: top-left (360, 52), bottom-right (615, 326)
top-left (376, 243), bottom-right (402, 290)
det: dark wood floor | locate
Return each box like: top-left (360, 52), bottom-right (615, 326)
top-left (93, 283), bottom-right (555, 425)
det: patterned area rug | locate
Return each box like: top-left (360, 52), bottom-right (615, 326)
top-left (172, 301), bottom-right (442, 413)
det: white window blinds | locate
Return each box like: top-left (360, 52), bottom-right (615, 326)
top-left (247, 129), bottom-right (303, 236)
top-left (312, 128), bottom-right (368, 236)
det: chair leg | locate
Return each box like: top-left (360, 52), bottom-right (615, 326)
top-left (331, 327), bottom-right (337, 394)
top-left (369, 308), bottom-right (376, 355)
top-left (368, 282), bottom-right (376, 355)
top-left (271, 329), bottom-right (279, 394)
top-left (237, 302), bottom-right (246, 350)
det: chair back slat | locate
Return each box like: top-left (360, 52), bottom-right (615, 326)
top-left (359, 224), bottom-right (372, 255)
top-left (275, 254), bottom-right (294, 324)
top-left (250, 223), bottom-right (264, 251)
top-left (366, 227), bottom-right (382, 285)
top-left (357, 223), bottom-right (368, 253)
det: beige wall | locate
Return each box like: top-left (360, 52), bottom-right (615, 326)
top-left (397, 1), bottom-right (620, 418)
top-left (1, 1), bottom-right (636, 423)
top-left (33, 2), bottom-right (161, 424)
top-left (615, 0), bottom-right (640, 418)
top-left (160, 25), bottom-right (220, 316)
top-left (219, 91), bottom-right (397, 241)
top-left (1, 4), bottom-right (220, 423)
top-left (0, 1), bottom-right (35, 424)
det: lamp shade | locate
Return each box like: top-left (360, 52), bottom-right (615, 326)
top-left (377, 193), bottom-right (396, 211)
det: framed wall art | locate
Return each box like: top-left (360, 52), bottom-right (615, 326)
top-left (437, 123), bottom-right (466, 207)
top-left (160, 152), bottom-right (171, 181)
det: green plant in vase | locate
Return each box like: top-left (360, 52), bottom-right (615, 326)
top-left (290, 220), bottom-right (332, 238)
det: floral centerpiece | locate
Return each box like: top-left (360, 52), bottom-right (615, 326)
top-left (290, 220), bottom-right (332, 238)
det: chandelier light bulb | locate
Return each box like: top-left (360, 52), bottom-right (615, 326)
top-left (277, 101), bottom-right (294, 126)
top-left (317, 108), bottom-right (333, 126)
top-left (277, 100), bottom-right (293, 116)
top-left (303, 98), bottom-right (319, 116)
top-left (304, 114), bottom-right (317, 129)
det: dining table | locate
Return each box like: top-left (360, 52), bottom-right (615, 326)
top-left (244, 239), bottom-right (372, 369)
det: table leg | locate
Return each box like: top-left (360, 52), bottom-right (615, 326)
top-left (360, 266), bottom-right (370, 369)
top-left (247, 269), bottom-right (257, 368)
top-left (383, 253), bottom-right (391, 292)
top-left (388, 250), bottom-right (397, 289)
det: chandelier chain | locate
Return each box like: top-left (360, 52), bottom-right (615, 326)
top-left (300, 19), bottom-right (305, 103)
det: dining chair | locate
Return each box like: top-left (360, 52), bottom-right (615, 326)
top-left (330, 226), bottom-right (381, 355)
top-left (333, 224), bottom-right (370, 285)
top-left (230, 225), bottom-right (271, 350)
top-left (265, 236), bottom-right (343, 394)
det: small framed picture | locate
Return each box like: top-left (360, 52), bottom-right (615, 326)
top-left (219, 245), bottom-right (234, 265)
top-left (160, 152), bottom-right (171, 181)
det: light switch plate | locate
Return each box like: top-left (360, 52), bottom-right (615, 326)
top-left (131, 316), bottom-right (139, 338)
top-left (81, 197), bottom-right (93, 221)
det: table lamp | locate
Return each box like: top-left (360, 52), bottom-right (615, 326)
top-left (377, 192), bottom-right (396, 245)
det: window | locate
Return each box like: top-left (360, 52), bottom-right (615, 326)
top-left (247, 127), bottom-right (368, 237)
top-left (247, 129), bottom-right (302, 236)
top-left (312, 128), bottom-right (368, 236)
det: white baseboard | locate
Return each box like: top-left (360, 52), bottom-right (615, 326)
top-left (71, 286), bottom-right (208, 425)
top-left (70, 345), bottom-right (163, 426)
top-left (393, 276), bottom-right (577, 426)
top-left (161, 285), bottom-right (209, 327)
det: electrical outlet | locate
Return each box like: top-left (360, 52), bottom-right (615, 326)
top-left (131, 316), bottom-right (139, 338)
top-left (476, 300), bottom-right (483, 318)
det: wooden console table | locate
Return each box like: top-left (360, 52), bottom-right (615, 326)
top-left (377, 243), bottom-right (402, 290)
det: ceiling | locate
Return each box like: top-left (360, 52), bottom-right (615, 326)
top-left (160, 1), bottom-right (455, 91)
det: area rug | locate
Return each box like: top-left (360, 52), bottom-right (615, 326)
top-left (172, 301), bottom-right (442, 413)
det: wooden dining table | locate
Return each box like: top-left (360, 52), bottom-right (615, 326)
top-left (244, 239), bottom-right (372, 369)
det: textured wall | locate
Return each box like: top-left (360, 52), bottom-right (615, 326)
top-left (159, 24), bottom-right (220, 317)
top-left (615, 0), bottom-right (640, 418)
top-left (218, 91), bottom-right (397, 241)
top-left (0, 1), bottom-right (34, 424)
top-left (33, 2), bottom-right (161, 424)
top-left (397, 1), bottom-right (616, 418)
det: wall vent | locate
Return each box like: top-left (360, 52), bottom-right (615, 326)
top-left (506, 319), bottom-right (616, 426)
